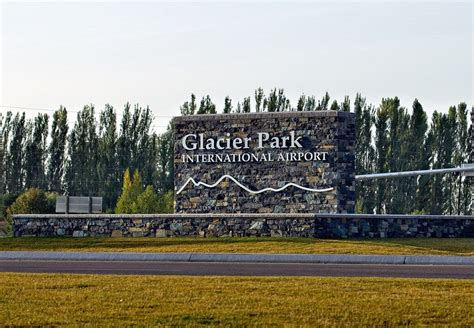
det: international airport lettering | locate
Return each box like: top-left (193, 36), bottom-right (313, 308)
top-left (181, 131), bottom-right (329, 163)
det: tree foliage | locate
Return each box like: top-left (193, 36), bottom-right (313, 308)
top-left (116, 169), bottom-right (172, 214)
top-left (115, 168), bottom-right (134, 214)
top-left (223, 96), bottom-right (232, 114)
top-left (25, 113), bottom-right (49, 190)
top-left (197, 95), bottom-right (216, 114)
top-left (5, 188), bottom-right (55, 230)
top-left (7, 113), bottom-right (26, 195)
top-left (0, 91), bottom-right (471, 216)
top-left (48, 107), bottom-right (68, 192)
top-left (132, 185), bottom-right (160, 214)
top-left (180, 94), bottom-right (197, 116)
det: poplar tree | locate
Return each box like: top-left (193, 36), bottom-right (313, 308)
top-left (7, 112), bottom-right (26, 195)
top-left (0, 112), bottom-right (12, 194)
top-left (190, 94), bottom-right (197, 114)
top-left (134, 105), bottom-right (154, 186)
top-left (385, 98), bottom-right (403, 213)
top-left (130, 169), bottom-right (143, 200)
top-left (115, 168), bottom-right (133, 213)
top-left (197, 95), bottom-right (216, 114)
top-left (374, 99), bottom-right (390, 213)
top-left (180, 94), bottom-right (197, 116)
top-left (444, 107), bottom-right (457, 214)
top-left (48, 107), bottom-right (68, 193)
top-left (235, 102), bottom-right (242, 113)
top-left (304, 96), bottom-right (316, 111)
top-left (453, 103), bottom-right (469, 214)
top-left (408, 99), bottom-right (429, 213)
top-left (142, 132), bottom-right (158, 190)
top-left (330, 100), bottom-right (340, 111)
top-left (391, 106), bottom-right (410, 213)
top-left (316, 92), bottom-right (330, 110)
top-left (266, 88), bottom-right (289, 112)
top-left (98, 104), bottom-right (118, 209)
top-left (64, 105), bottom-right (99, 196)
top-left (354, 94), bottom-right (375, 213)
top-left (254, 88), bottom-right (264, 112)
top-left (116, 103), bottom-right (153, 189)
top-left (242, 97), bottom-right (251, 113)
top-left (24, 113), bottom-right (49, 190)
top-left (266, 89), bottom-right (278, 112)
top-left (341, 96), bottom-right (351, 112)
top-left (223, 96), bottom-right (232, 114)
top-left (156, 127), bottom-right (174, 193)
top-left (117, 102), bottom-right (132, 186)
top-left (427, 109), bottom-right (456, 214)
top-left (297, 95), bottom-right (306, 111)
top-left (428, 111), bottom-right (444, 214)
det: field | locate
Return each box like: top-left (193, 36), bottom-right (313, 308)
top-left (0, 236), bottom-right (473, 256)
top-left (0, 273), bottom-right (472, 326)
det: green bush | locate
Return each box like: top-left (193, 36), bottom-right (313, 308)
top-left (128, 187), bottom-right (173, 214)
top-left (132, 186), bottom-right (160, 214)
top-left (411, 209), bottom-right (428, 215)
top-left (115, 168), bottom-right (143, 214)
top-left (116, 168), bottom-right (173, 214)
top-left (0, 193), bottom-right (19, 221)
top-left (45, 192), bottom-right (58, 213)
top-left (158, 191), bottom-right (173, 214)
top-left (6, 188), bottom-right (52, 231)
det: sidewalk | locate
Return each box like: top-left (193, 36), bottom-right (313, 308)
top-left (0, 251), bottom-right (473, 265)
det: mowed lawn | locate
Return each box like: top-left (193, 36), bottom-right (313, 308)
top-left (0, 273), bottom-right (472, 326)
top-left (0, 237), bottom-right (473, 255)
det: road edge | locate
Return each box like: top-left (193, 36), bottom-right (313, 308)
top-left (0, 251), bottom-right (473, 265)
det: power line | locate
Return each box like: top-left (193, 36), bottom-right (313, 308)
top-left (0, 105), bottom-right (60, 112)
top-left (0, 105), bottom-right (175, 118)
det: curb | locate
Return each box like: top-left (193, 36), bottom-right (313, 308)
top-left (0, 251), bottom-right (473, 265)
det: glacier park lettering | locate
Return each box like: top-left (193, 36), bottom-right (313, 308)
top-left (182, 131), bottom-right (303, 151)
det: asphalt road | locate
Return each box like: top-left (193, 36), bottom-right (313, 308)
top-left (0, 260), bottom-right (473, 279)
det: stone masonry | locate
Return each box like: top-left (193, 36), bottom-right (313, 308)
top-left (13, 214), bottom-right (474, 238)
top-left (173, 111), bottom-right (355, 214)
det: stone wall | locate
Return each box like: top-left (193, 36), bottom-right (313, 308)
top-left (173, 111), bottom-right (355, 214)
top-left (13, 214), bottom-right (474, 238)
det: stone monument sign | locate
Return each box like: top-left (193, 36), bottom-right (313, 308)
top-left (173, 111), bottom-right (355, 213)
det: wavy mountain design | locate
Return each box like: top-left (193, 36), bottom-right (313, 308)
top-left (176, 174), bottom-right (334, 195)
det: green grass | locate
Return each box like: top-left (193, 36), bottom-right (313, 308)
top-left (0, 273), bottom-right (472, 326)
top-left (0, 236), bottom-right (473, 256)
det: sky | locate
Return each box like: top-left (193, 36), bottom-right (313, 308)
top-left (1, 1), bottom-right (473, 133)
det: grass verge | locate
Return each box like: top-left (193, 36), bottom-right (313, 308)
top-left (0, 273), bottom-right (472, 326)
top-left (0, 237), bottom-right (473, 256)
